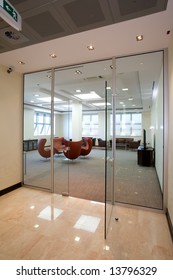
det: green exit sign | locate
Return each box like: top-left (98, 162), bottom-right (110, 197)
top-left (0, 0), bottom-right (21, 30)
top-left (4, 0), bottom-right (18, 22)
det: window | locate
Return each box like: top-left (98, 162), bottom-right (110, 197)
top-left (82, 114), bottom-right (98, 136)
top-left (34, 112), bottom-right (51, 136)
top-left (110, 113), bottom-right (142, 136)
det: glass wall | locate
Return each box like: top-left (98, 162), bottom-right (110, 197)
top-left (114, 51), bottom-right (164, 209)
top-left (23, 59), bottom-right (113, 204)
top-left (23, 70), bottom-right (52, 191)
top-left (23, 51), bottom-right (165, 239)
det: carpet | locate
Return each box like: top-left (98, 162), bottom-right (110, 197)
top-left (24, 148), bottom-right (162, 209)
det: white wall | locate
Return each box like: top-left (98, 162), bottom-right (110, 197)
top-left (72, 102), bottom-right (82, 140)
top-left (0, 65), bottom-right (23, 191)
top-left (168, 37), bottom-right (173, 225)
top-left (54, 114), bottom-right (64, 137)
top-left (142, 111), bottom-right (151, 145)
top-left (98, 111), bottom-right (106, 139)
top-left (24, 108), bottom-right (34, 140)
top-left (151, 66), bottom-right (164, 190)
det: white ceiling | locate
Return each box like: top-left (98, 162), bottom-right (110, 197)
top-left (0, 0), bottom-right (173, 113)
top-left (0, 0), bottom-right (172, 73)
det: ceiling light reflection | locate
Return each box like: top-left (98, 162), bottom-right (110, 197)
top-left (75, 236), bottom-right (80, 242)
top-left (34, 224), bottom-right (39, 228)
top-left (74, 215), bottom-right (100, 233)
top-left (104, 245), bottom-right (110, 251)
top-left (37, 206), bottom-right (63, 221)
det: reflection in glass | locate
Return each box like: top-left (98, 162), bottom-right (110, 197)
top-left (114, 51), bottom-right (164, 210)
top-left (23, 70), bottom-right (52, 191)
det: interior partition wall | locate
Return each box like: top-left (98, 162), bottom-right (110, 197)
top-left (114, 51), bottom-right (164, 210)
top-left (23, 58), bottom-right (114, 218)
top-left (23, 70), bottom-right (52, 191)
top-left (23, 51), bottom-right (165, 239)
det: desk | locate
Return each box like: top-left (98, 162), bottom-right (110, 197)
top-left (137, 148), bottom-right (154, 167)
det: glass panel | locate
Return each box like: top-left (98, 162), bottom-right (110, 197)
top-left (114, 51), bottom-right (163, 209)
top-left (53, 67), bottom-right (70, 195)
top-left (23, 70), bottom-right (52, 191)
top-left (53, 60), bottom-right (108, 202)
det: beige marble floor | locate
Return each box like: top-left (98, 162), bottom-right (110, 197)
top-left (0, 187), bottom-right (172, 260)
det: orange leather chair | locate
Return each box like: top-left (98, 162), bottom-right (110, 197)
top-left (38, 138), bottom-right (56, 158)
top-left (63, 140), bottom-right (82, 160)
top-left (80, 137), bottom-right (92, 156)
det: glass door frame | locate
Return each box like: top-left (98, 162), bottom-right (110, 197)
top-left (104, 57), bottom-right (116, 238)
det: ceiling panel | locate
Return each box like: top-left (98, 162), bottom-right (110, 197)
top-left (0, 0), bottom-right (168, 54)
top-left (24, 11), bottom-right (64, 37)
top-left (118, 0), bottom-right (158, 16)
top-left (63, 0), bottom-right (105, 27)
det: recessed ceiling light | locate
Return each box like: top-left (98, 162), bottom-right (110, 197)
top-left (92, 102), bottom-right (111, 106)
top-left (18, 61), bottom-right (25, 65)
top-left (132, 104), bottom-right (136, 107)
top-left (37, 97), bottom-right (62, 102)
top-left (120, 101), bottom-right (124, 104)
top-left (122, 88), bottom-right (128, 91)
top-left (62, 104), bottom-right (72, 108)
top-left (128, 98), bottom-right (133, 101)
top-left (87, 45), bottom-right (95, 51)
top-left (75, 70), bottom-right (82, 74)
top-left (30, 100), bottom-right (34, 103)
top-left (136, 35), bottom-right (143, 41)
top-left (76, 89), bottom-right (82, 93)
top-left (34, 94), bottom-right (40, 97)
top-left (49, 53), bottom-right (57, 58)
top-left (74, 92), bottom-right (101, 100)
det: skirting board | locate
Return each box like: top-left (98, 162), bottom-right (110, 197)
top-left (0, 182), bottom-right (22, 196)
top-left (166, 208), bottom-right (173, 242)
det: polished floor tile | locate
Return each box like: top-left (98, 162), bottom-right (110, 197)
top-left (0, 187), bottom-right (172, 260)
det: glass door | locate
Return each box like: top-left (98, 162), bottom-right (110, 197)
top-left (53, 61), bottom-right (109, 202)
top-left (23, 70), bottom-right (52, 191)
top-left (23, 59), bottom-right (116, 239)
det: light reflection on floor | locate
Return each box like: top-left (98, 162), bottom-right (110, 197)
top-left (0, 187), bottom-right (172, 260)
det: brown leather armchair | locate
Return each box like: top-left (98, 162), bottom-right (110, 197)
top-left (38, 138), bottom-right (56, 158)
top-left (63, 140), bottom-right (82, 160)
top-left (80, 137), bottom-right (92, 156)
